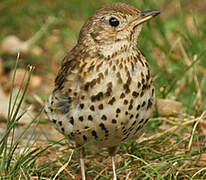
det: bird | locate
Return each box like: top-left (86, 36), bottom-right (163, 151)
top-left (45, 2), bottom-right (160, 180)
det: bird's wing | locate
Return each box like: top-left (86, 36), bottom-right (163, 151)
top-left (45, 47), bottom-right (80, 135)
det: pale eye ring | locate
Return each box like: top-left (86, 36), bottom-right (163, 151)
top-left (109, 17), bottom-right (120, 27)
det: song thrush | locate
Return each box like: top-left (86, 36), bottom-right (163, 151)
top-left (45, 3), bottom-right (160, 179)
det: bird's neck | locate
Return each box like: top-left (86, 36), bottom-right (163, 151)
top-left (99, 40), bottom-right (136, 58)
top-left (78, 39), bottom-right (138, 59)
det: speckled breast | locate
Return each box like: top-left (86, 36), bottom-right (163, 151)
top-left (47, 50), bottom-right (155, 148)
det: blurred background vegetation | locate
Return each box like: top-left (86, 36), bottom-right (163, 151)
top-left (0, 0), bottom-right (206, 179)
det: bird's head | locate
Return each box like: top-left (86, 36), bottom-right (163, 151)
top-left (78, 3), bottom-right (160, 57)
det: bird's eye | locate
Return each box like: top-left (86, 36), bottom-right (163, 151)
top-left (109, 17), bottom-right (119, 27)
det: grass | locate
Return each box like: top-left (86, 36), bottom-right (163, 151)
top-left (0, 55), bottom-right (45, 179)
top-left (0, 0), bottom-right (206, 179)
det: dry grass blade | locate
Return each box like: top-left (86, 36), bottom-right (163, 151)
top-left (52, 149), bottom-right (74, 180)
top-left (188, 110), bottom-right (206, 151)
top-left (192, 167), bottom-right (206, 179)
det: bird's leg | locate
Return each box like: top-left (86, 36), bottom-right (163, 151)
top-left (112, 156), bottom-right (117, 180)
top-left (108, 146), bottom-right (118, 180)
top-left (79, 147), bottom-right (86, 180)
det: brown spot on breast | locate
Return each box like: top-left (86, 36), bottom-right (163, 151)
top-left (142, 84), bottom-right (147, 91)
top-left (97, 73), bottom-right (104, 84)
top-left (105, 129), bottom-right (109, 137)
top-left (98, 72), bottom-right (104, 79)
top-left (91, 92), bottom-right (103, 102)
top-left (99, 123), bottom-right (109, 137)
top-left (69, 132), bottom-right (74, 138)
top-left (109, 60), bottom-right (112, 66)
top-left (147, 99), bottom-right (153, 109)
top-left (116, 72), bottom-right (123, 84)
top-left (91, 130), bottom-right (98, 139)
top-left (131, 61), bottom-right (134, 71)
top-left (88, 64), bottom-right (95, 71)
top-left (124, 99), bottom-right (128, 105)
top-left (83, 135), bottom-right (87, 141)
top-left (128, 104), bottom-right (133, 110)
top-left (91, 96), bottom-right (96, 102)
top-left (116, 108), bottom-right (121, 113)
top-left (96, 61), bottom-right (103, 71)
top-left (141, 72), bottom-right (144, 78)
top-left (96, 77), bottom-right (101, 84)
top-left (70, 117), bottom-right (74, 125)
top-left (105, 89), bottom-right (111, 97)
top-left (90, 105), bottom-right (95, 111)
top-left (134, 125), bottom-right (142, 135)
top-left (98, 104), bottom-right (104, 110)
top-left (123, 83), bottom-right (130, 94)
top-left (90, 79), bottom-right (97, 88)
top-left (126, 75), bottom-right (131, 86)
top-left (111, 51), bottom-right (118, 58)
top-left (88, 115), bottom-right (93, 121)
top-left (130, 99), bottom-right (134, 104)
top-left (61, 128), bottom-right (65, 133)
top-left (136, 104), bottom-right (140, 111)
top-left (138, 55), bottom-right (145, 67)
top-left (96, 92), bottom-right (103, 100)
top-left (79, 104), bottom-right (84, 109)
top-left (108, 97), bottom-right (116, 105)
top-left (133, 56), bottom-right (137, 63)
top-left (79, 116), bottom-right (84, 122)
top-left (112, 119), bottom-right (117, 124)
top-left (152, 88), bottom-right (155, 96)
top-left (122, 135), bottom-right (129, 141)
top-left (104, 69), bottom-right (108, 76)
top-left (99, 122), bottom-right (106, 129)
top-left (84, 82), bottom-right (90, 91)
top-left (139, 118), bottom-right (144, 124)
top-left (128, 127), bottom-right (134, 132)
top-left (119, 62), bottom-right (123, 69)
top-left (132, 91), bottom-right (139, 97)
top-left (142, 101), bottom-right (146, 107)
top-left (147, 71), bottom-right (151, 80)
top-left (144, 118), bottom-right (149, 125)
top-left (123, 128), bottom-right (128, 134)
top-left (124, 64), bottom-right (129, 73)
top-left (107, 82), bottom-right (112, 88)
top-left (145, 61), bottom-right (149, 68)
top-left (140, 91), bottom-right (144, 97)
top-left (141, 78), bottom-right (145, 84)
top-left (112, 65), bottom-right (116, 71)
top-left (127, 56), bottom-right (130, 63)
top-left (120, 93), bottom-right (125, 99)
top-left (105, 83), bottom-right (112, 97)
top-left (78, 62), bottom-right (87, 74)
top-left (101, 115), bottom-right (107, 121)
top-left (137, 82), bottom-right (141, 88)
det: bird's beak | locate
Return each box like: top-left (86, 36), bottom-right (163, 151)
top-left (132, 10), bottom-right (160, 26)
